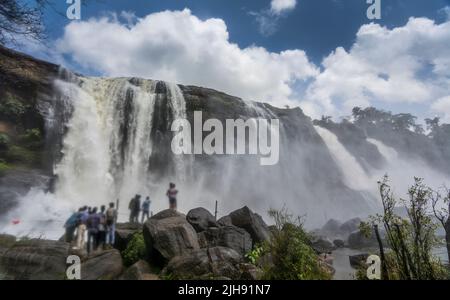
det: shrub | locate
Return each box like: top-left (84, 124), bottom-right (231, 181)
top-left (364, 176), bottom-right (448, 280)
top-left (121, 232), bottom-right (147, 267)
top-left (260, 209), bottom-right (332, 280)
top-left (0, 93), bottom-right (27, 121)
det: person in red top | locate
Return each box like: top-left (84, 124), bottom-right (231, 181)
top-left (166, 183), bottom-right (178, 210)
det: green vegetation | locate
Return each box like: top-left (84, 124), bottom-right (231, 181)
top-left (245, 245), bottom-right (264, 265)
top-left (0, 93), bottom-right (28, 121)
top-left (5, 145), bottom-right (39, 165)
top-left (361, 176), bottom-right (449, 280)
top-left (19, 128), bottom-right (43, 150)
top-left (259, 209), bottom-right (332, 280)
top-left (121, 233), bottom-right (147, 267)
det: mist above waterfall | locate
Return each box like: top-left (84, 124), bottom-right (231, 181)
top-left (1, 74), bottom-right (450, 239)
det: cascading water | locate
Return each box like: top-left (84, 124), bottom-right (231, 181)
top-left (367, 138), bottom-right (450, 195)
top-left (314, 126), bottom-right (372, 191)
top-left (0, 76), bottom-right (193, 239)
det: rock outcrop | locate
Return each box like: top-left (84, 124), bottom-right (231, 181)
top-left (143, 209), bottom-right (200, 263)
top-left (120, 260), bottom-right (159, 280)
top-left (0, 239), bottom-right (69, 280)
top-left (186, 207), bottom-right (218, 232)
top-left (198, 226), bottom-right (252, 256)
top-left (162, 247), bottom-right (242, 280)
top-left (115, 223), bottom-right (142, 252)
top-left (227, 206), bottom-right (271, 245)
top-left (81, 249), bottom-right (123, 280)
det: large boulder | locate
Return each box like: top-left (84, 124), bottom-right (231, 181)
top-left (186, 208), bottom-right (217, 232)
top-left (162, 247), bottom-right (242, 279)
top-left (217, 215), bottom-right (233, 227)
top-left (81, 249), bottom-right (123, 280)
top-left (311, 236), bottom-right (336, 254)
top-left (0, 239), bottom-right (69, 280)
top-left (120, 260), bottom-right (159, 280)
top-left (349, 253), bottom-right (370, 269)
top-left (339, 218), bottom-right (362, 235)
top-left (115, 223), bottom-right (142, 252)
top-left (143, 209), bottom-right (200, 263)
top-left (198, 226), bottom-right (252, 256)
top-left (347, 230), bottom-right (380, 249)
top-left (228, 207), bottom-right (270, 245)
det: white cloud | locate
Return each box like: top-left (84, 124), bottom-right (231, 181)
top-left (252, 0), bottom-right (297, 36)
top-left (431, 96), bottom-right (450, 122)
top-left (270, 0), bottom-right (297, 15)
top-left (302, 18), bottom-right (450, 118)
top-left (57, 9), bottom-right (318, 106)
top-left (57, 10), bottom-right (450, 121)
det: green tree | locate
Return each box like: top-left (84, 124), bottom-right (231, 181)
top-left (260, 208), bottom-right (332, 280)
top-left (366, 176), bottom-right (447, 280)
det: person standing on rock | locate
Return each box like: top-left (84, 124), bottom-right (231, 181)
top-left (133, 195), bottom-right (142, 223)
top-left (141, 196), bottom-right (151, 223)
top-left (166, 183), bottom-right (178, 210)
top-left (86, 207), bottom-right (100, 255)
top-left (97, 205), bottom-right (107, 250)
top-left (106, 202), bottom-right (118, 246)
top-left (75, 206), bottom-right (88, 250)
top-left (128, 196), bottom-right (137, 223)
top-left (64, 210), bottom-right (80, 243)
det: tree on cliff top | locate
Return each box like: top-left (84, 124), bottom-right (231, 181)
top-left (0, 0), bottom-right (48, 45)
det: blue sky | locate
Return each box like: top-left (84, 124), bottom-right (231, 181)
top-left (15, 0), bottom-right (450, 121)
top-left (40, 0), bottom-right (450, 64)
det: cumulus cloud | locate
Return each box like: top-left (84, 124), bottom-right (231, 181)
top-left (432, 96), bottom-right (450, 122)
top-left (57, 9), bottom-right (318, 106)
top-left (56, 10), bottom-right (450, 121)
top-left (302, 18), bottom-right (450, 118)
top-left (270, 0), bottom-right (297, 15)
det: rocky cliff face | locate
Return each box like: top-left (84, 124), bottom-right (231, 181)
top-left (1, 46), bottom-right (448, 233)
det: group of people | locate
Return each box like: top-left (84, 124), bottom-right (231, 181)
top-left (64, 203), bottom-right (118, 254)
top-left (63, 183), bottom-right (179, 254)
top-left (128, 182), bottom-right (178, 223)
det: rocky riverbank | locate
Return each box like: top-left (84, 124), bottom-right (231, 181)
top-left (0, 204), bottom-right (383, 280)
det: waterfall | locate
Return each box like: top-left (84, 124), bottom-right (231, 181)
top-left (166, 82), bottom-right (193, 182)
top-left (367, 138), bottom-right (449, 195)
top-left (0, 76), bottom-right (193, 239)
top-left (314, 126), bottom-right (372, 191)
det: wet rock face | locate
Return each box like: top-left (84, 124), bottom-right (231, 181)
top-left (143, 209), bottom-right (200, 264)
top-left (0, 239), bottom-right (70, 280)
top-left (162, 246), bottom-right (242, 280)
